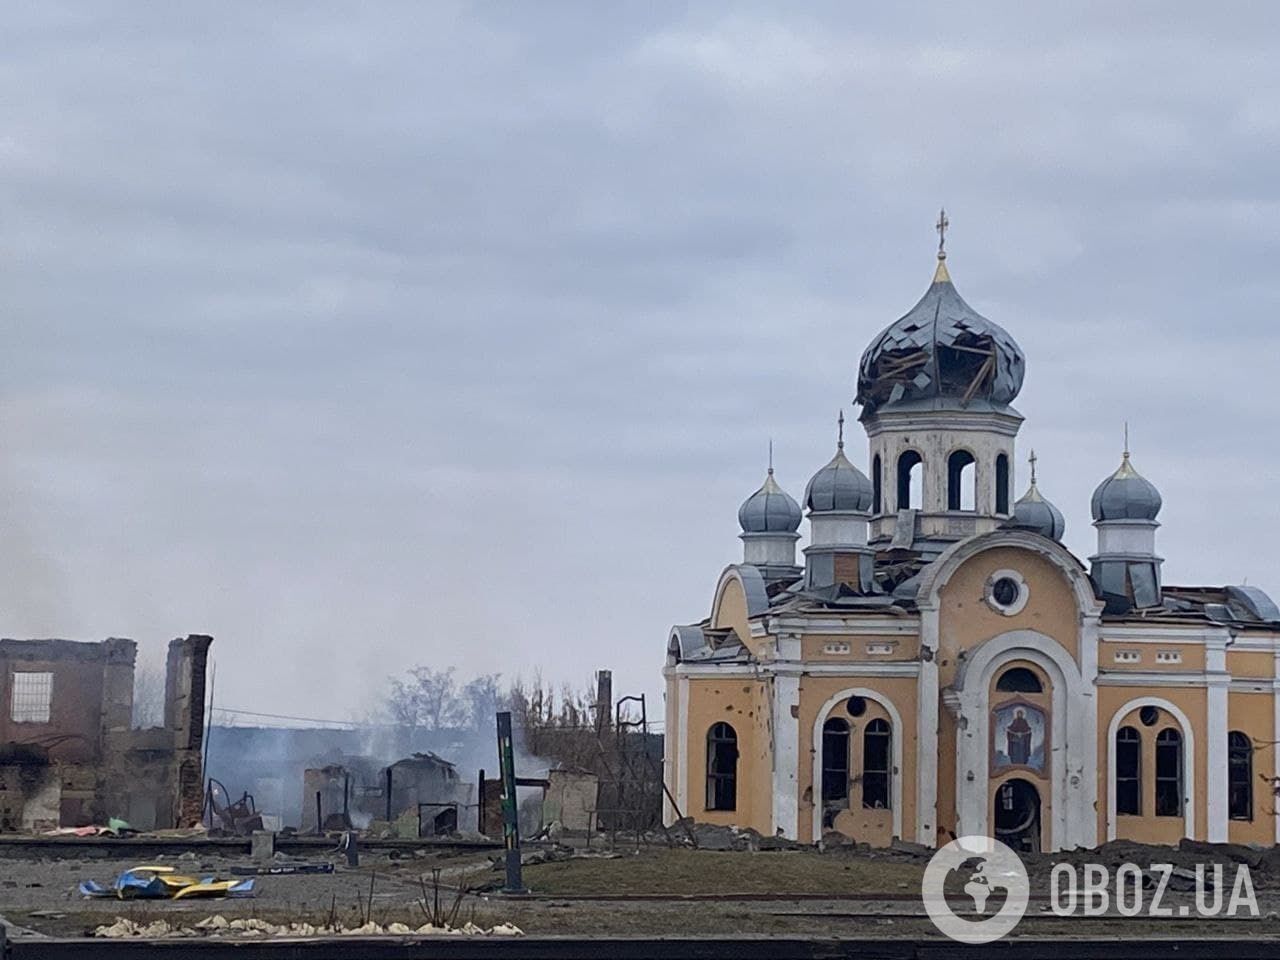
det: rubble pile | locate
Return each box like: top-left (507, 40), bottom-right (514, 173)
top-left (92, 916), bottom-right (524, 939)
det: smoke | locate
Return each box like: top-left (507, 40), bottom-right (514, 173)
top-left (0, 441), bottom-right (70, 636)
top-left (204, 669), bottom-right (579, 828)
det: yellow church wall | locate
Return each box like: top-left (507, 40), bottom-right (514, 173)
top-left (1228, 690), bottom-right (1275, 846)
top-left (1098, 641), bottom-right (1204, 673)
top-left (1228, 651), bottom-right (1276, 680)
top-left (935, 546), bottom-right (1081, 689)
top-left (800, 634), bottom-right (920, 662)
top-left (711, 578), bottom-right (759, 655)
top-left (681, 676), bottom-right (772, 832)
top-left (936, 705), bottom-right (958, 844)
top-left (1097, 686), bottom-right (1207, 845)
top-left (796, 675), bottom-right (917, 844)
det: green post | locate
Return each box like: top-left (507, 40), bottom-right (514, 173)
top-left (496, 710), bottom-right (527, 894)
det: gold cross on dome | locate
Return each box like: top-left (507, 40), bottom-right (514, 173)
top-left (936, 207), bottom-right (949, 259)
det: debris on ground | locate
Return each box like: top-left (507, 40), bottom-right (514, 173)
top-left (79, 865), bottom-right (256, 900)
top-left (92, 916), bottom-right (523, 939)
top-left (669, 818), bottom-right (801, 852)
top-left (43, 819), bottom-right (135, 839)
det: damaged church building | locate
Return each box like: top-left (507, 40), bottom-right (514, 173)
top-left (664, 229), bottom-right (1280, 853)
top-left (0, 634), bottom-right (212, 832)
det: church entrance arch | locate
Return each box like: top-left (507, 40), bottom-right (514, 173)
top-left (994, 778), bottom-right (1041, 852)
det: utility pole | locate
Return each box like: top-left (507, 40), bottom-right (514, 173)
top-left (495, 711), bottom-right (527, 894)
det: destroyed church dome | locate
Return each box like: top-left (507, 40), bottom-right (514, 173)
top-left (738, 468), bottom-right (803, 534)
top-left (1091, 450), bottom-right (1162, 522)
top-left (856, 257), bottom-right (1025, 417)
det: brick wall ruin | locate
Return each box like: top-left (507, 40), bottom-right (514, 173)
top-left (0, 634), bottom-right (212, 832)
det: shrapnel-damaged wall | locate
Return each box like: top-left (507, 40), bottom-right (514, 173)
top-left (0, 634), bottom-right (212, 831)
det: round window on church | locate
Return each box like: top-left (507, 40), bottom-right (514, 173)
top-left (985, 569), bottom-right (1028, 616)
top-left (1139, 705), bottom-right (1160, 727)
top-left (846, 696), bottom-right (868, 718)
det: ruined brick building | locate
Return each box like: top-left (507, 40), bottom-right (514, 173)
top-left (0, 634), bottom-right (212, 831)
top-left (664, 227), bottom-right (1280, 852)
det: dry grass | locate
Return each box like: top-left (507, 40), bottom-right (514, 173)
top-left (520, 847), bottom-right (925, 896)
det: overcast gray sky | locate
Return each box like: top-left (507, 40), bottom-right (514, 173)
top-left (2, 2), bottom-right (1278, 724)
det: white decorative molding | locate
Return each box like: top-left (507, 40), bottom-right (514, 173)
top-left (768, 616), bottom-right (921, 636)
top-left (985, 568), bottom-right (1029, 616)
top-left (1105, 696), bottom-right (1196, 841)
top-left (771, 674), bottom-right (800, 839)
top-left (822, 642), bottom-right (852, 655)
top-left (810, 687), bottom-right (904, 843)
top-left (866, 642), bottom-right (895, 655)
top-left (670, 661), bottom-right (920, 679)
top-left (1095, 672), bottom-right (1207, 687)
top-left (1274, 654), bottom-right (1280, 844)
top-left (953, 630), bottom-right (1095, 851)
top-left (1114, 650), bottom-right (1141, 664)
top-left (676, 675), bottom-right (690, 817)
top-left (1100, 627), bottom-right (1232, 643)
top-left (1155, 650), bottom-right (1183, 664)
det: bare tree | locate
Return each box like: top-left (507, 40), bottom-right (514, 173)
top-left (132, 664), bottom-right (165, 728)
top-left (385, 666), bottom-right (463, 732)
top-left (461, 673), bottom-right (504, 733)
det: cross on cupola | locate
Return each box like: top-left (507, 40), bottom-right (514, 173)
top-left (935, 207), bottom-right (949, 260)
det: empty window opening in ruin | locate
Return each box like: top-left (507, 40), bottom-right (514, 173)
top-left (995, 453), bottom-right (1010, 515)
top-left (1154, 728), bottom-right (1184, 817)
top-left (872, 454), bottom-right (883, 514)
top-left (705, 722), bottom-right (738, 811)
top-left (996, 666), bottom-right (1042, 693)
top-left (10, 671), bottom-right (53, 723)
top-left (947, 449), bottom-right (976, 511)
top-left (1115, 726), bottom-right (1141, 816)
top-left (897, 451), bottom-right (923, 511)
top-left (862, 718), bottom-right (892, 810)
top-left (1229, 731), bottom-right (1253, 821)
top-left (821, 717), bottom-right (850, 822)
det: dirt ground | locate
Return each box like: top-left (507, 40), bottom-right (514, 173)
top-left (3, 842), bottom-right (1280, 940)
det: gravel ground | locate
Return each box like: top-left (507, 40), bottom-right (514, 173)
top-left (4, 842), bottom-right (1280, 940)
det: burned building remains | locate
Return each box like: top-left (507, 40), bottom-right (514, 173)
top-left (0, 634), bottom-right (212, 832)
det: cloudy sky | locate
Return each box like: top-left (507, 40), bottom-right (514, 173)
top-left (2, 2), bottom-right (1278, 725)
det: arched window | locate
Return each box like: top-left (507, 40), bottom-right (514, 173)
top-left (995, 453), bottom-right (1010, 515)
top-left (706, 722), bottom-right (738, 811)
top-left (1115, 726), bottom-right (1141, 816)
top-left (896, 451), bottom-right (923, 511)
top-left (1154, 728), bottom-right (1183, 817)
top-left (996, 667), bottom-right (1042, 693)
top-left (821, 717), bottom-right (850, 812)
top-left (862, 718), bottom-right (892, 810)
top-left (947, 450), bottom-right (976, 511)
top-left (1229, 731), bottom-right (1253, 821)
top-left (872, 454), bottom-right (882, 514)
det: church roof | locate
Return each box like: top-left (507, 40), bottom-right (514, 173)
top-left (738, 469), bottom-right (802, 534)
top-left (804, 445), bottom-right (873, 513)
top-left (1091, 450), bottom-right (1162, 522)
